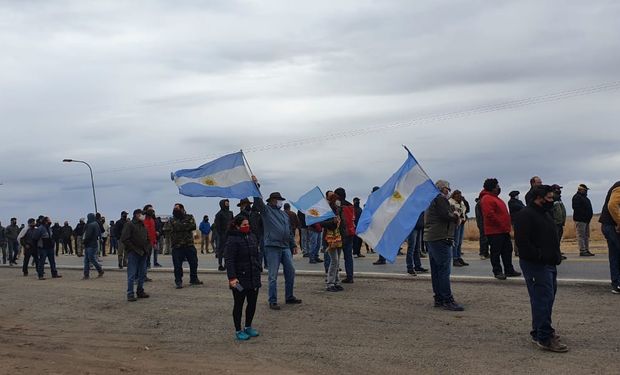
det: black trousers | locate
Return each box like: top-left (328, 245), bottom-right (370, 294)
top-left (171, 246), bottom-right (199, 284)
top-left (54, 240), bottom-right (61, 256)
top-left (232, 288), bottom-right (259, 332)
top-left (352, 236), bottom-right (363, 255)
top-left (487, 233), bottom-right (515, 275)
top-left (22, 248), bottom-right (38, 275)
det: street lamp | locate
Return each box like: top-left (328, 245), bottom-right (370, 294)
top-left (63, 159), bottom-right (98, 214)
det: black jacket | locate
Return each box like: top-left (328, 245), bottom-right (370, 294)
top-left (74, 222), bottom-right (86, 236)
top-left (214, 200), bottom-right (234, 247)
top-left (224, 230), bottom-right (262, 290)
top-left (514, 203), bottom-right (562, 266)
top-left (61, 225), bottom-right (73, 241)
top-left (572, 192), bottom-right (593, 223)
top-left (120, 219), bottom-right (149, 256)
top-left (508, 198), bottom-right (526, 223)
top-left (52, 224), bottom-right (62, 240)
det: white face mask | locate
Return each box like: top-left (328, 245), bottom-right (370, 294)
top-left (335, 200), bottom-right (342, 207)
top-left (138, 214), bottom-right (146, 221)
top-left (276, 201), bottom-right (284, 209)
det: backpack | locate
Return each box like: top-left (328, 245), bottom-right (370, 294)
top-left (341, 205), bottom-right (356, 237)
top-left (325, 225), bottom-right (343, 250)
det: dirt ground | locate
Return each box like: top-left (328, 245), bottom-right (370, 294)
top-left (0, 268), bottom-right (618, 375)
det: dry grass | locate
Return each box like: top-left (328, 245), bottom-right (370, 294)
top-left (464, 215), bottom-right (605, 242)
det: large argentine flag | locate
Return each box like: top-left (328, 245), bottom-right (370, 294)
top-left (291, 187), bottom-right (336, 226)
top-left (171, 151), bottom-right (262, 199)
top-left (356, 147), bottom-right (439, 263)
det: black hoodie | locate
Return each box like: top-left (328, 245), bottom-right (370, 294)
top-left (514, 202), bottom-right (562, 266)
top-left (214, 199), bottom-right (234, 244)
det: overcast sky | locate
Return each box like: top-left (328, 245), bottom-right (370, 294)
top-left (1, 0), bottom-right (619, 224)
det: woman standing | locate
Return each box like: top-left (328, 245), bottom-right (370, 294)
top-left (225, 215), bottom-right (262, 341)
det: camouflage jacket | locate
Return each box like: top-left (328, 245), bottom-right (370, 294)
top-left (168, 214), bottom-right (197, 249)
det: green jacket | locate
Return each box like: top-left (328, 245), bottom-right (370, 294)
top-left (552, 201), bottom-right (567, 226)
top-left (120, 219), bottom-right (150, 256)
top-left (424, 194), bottom-right (458, 242)
top-left (169, 214), bottom-right (197, 249)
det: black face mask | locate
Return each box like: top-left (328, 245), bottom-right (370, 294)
top-left (542, 201), bottom-right (554, 211)
top-left (173, 209), bottom-right (184, 219)
top-left (496, 187), bottom-right (502, 195)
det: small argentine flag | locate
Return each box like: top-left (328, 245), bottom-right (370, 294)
top-left (171, 151), bottom-right (262, 199)
top-left (291, 186), bottom-right (336, 226)
top-left (356, 146), bottom-right (439, 263)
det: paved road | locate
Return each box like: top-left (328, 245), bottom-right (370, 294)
top-left (12, 250), bottom-right (611, 282)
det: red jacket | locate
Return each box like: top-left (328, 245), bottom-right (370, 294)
top-left (144, 216), bottom-right (158, 246)
top-left (479, 190), bottom-right (512, 235)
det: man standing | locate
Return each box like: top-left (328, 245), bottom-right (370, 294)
top-left (34, 217), bottom-right (62, 280)
top-left (600, 181), bottom-right (620, 294)
top-left (352, 197), bottom-right (365, 258)
top-left (114, 211), bottom-right (129, 269)
top-left (514, 185), bottom-right (567, 352)
top-left (6, 218), bottom-right (21, 266)
top-left (551, 185), bottom-right (567, 245)
top-left (297, 210), bottom-right (308, 257)
top-left (214, 199), bottom-right (233, 271)
top-left (0, 221), bottom-right (6, 264)
top-left (572, 184), bottom-right (595, 257)
top-left (169, 203), bottom-right (203, 289)
top-left (283, 203), bottom-right (300, 252)
top-left (74, 218), bottom-right (86, 257)
top-left (406, 212), bottom-right (428, 275)
top-left (142, 204), bottom-right (157, 281)
top-left (508, 191), bottom-right (525, 221)
top-left (61, 221), bottom-right (73, 255)
top-left (20, 219), bottom-right (38, 276)
top-left (424, 180), bottom-right (464, 311)
top-left (475, 198), bottom-right (489, 260)
top-left (52, 222), bottom-right (62, 256)
top-left (479, 178), bottom-right (521, 280)
top-left (199, 215), bottom-right (211, 254)
top-left (121, 209), bottom-right (150, 302)
top-left (449, 190), bottom-right (469, 267)
top-left (525, 176), bottom-right (543, 206)
top-left (252, 176), bottom-right (301, 310)
top-left (334, 187), bottom-right (356, 283)
top-left (82, 213), bottom-right (104, 280)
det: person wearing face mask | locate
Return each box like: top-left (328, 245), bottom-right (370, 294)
top-left (169, 203), bottom-right (203, 289)
top-left (142, 204), bottom-right (157, 281)
top-left (114, 211), bottom-right (130, 269)
top-left (352, 197), bottom-right (365, 258)
top-left (480, 178), bottom-right (521, 280)
top-left (514, 185), bottom-right (567, 352)
top-left (6, 218), bottom-right (21, 266)
top-left (74, 218), bottom-right (86, 257)
top-left (572, 184), bottom-right (595, 257)
top-left (199, 215), bottom-right (212, 254)
top-left (32, 216), bottom-right (62, 280)
top-left (333, 187), bottom-right (356, 283)
top-left (251, 176), bottom-right (301, 310)
top-left (215, 199), bottom-right (234, 271)
top-left (550, 185), bottom-right (567, 249)
top-left (121, 209), bottom-right (150, 302)
top-left (424, 180), bottom-right (464, 311)
top-left (20, 218), bottom-right (39, 276)
top-left (225, 215), bottom-right (262, 340)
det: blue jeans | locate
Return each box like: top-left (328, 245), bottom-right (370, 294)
top-left (342, 237), bottom-right (354, 280)
top-left (520, 259), bottom-right (557, 343)
top-left (300, 228), bottom-right (308, 254)
top-left (127, 251), bottom-right (147, 297)
top-left (426, 240), bottom-right (453, 303)
top-left (84, 246), bottom-right (102, 277)
top-left (307, 231), bottom-right (320, 261)
top-left (452, 224), bottom-right (465, 259)
top-left (406, 229), bottom-right (422, 271)
top-left (265, 246), bottom-right (295, 304)
top-left (8, 239), bottom-right (19, 263)
top-left (602, 224), bottom-right (620, 287)
top-left (37, 247), bottom-right (58, 278)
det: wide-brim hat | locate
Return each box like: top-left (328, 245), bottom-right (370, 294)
top-left (237, 198), bottom-right (251, 207)
top-left (266, 192), bottom-right (286, 202)
top-left (578, 184), bottom-right (590, 190)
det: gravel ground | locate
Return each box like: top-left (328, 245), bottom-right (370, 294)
top-left (0, 267), bottom-right (618, 374)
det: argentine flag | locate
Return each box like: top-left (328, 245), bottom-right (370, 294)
top-left (291, 186), bottom-right (336, 225)
top-left (171, 151), bottom-right (262, 199)
top-left (356, 147), bottom-right (439, 263)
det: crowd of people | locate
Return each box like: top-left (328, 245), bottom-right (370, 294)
top-left (1, 174), bottom-right (619, 352)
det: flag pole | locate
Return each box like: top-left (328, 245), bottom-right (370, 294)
top-left (240, 149), bottom-right (256, 177)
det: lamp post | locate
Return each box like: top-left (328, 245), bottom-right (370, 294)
top-left (63, 159), bottom-right (98, 214)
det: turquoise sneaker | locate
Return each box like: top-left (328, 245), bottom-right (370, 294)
top-left (244, 327), bottom-right (260, 337)
top-left (235, 331), bottom-right (250, 341)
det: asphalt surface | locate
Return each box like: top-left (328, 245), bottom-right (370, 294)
top-left (8, 248), bottom-right (611, 282)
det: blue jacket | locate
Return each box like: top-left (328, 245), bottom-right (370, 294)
top-left (199, 220), bottom-right (211, 236)
top-left (253, 197), bottom-right (296, 249)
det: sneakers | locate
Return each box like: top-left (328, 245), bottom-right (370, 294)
top-left (440, 299), bottom-right (465, 311)
top-left (144, 277), bottom-right (153, 282)
top-left (285, 297), bottom-right (302, 304)
top-left (480, 255), bottom-right (489, 260)
top-left (407, 269), bottom-right (417, 276)
top-left (244, 327), bottom-right (260, 337)
top-left (269, 303), bottom-right (281, 310)
top-left (218, 266), bottom-right (226, 271)
top-left (414, 267), bottom-right (429, 273)
top-left (341, 278), bottom-right (354, 284)
top-left (611, 285), bottom-right (620, 294)
top-left (175, 283), bottom-right (183, 289)
top-left (537, 336), bottom-right (568, 353)
top-left (334, 285), bottom-right (344, 291)
top-left (52, 274), bottom-right (62, 279)
top-left (495, 274), bottom-right (507, 280)
top-left (356, 254), bottom-right (366, 258)
top-left (98, 270), bottom-right (105, 278)
top-left (373, 260), bottom-right (386, 265)
top-left (326, 285), bottom-right (339, 292)
top-left (580, 251), bottom-right (595, 257)
top-left (127, 295), bottom-right (137, 302)
top-left (235, 331), bottom-right (251, 341)
top-left (190, 280), bottom-right (204, 285)
top-left (154, 263), bottom-right (162, 267)
top-left (314, 258), bottom-right (324, 263)
top-left (137, 291), bottom-right (150, 299)
top-left (505, 271), bottom-right (522, 278)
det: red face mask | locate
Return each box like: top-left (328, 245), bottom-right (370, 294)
top-left (239, 226), bottom-right (251, 234)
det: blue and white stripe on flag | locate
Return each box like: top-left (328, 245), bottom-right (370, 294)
top-left (171, 151), bottom-right (262, 199)
top-left (291, 186), bottom-right (336, 226)
top-left (356, 147), bottom-right (439, 263)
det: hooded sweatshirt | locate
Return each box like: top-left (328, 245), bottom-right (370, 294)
top-left (479, 190), bottom-right (512, 236)
top-left (214, 199), bottom-right (234, 247)
top-left (83, 213), bottom-right (101, 248)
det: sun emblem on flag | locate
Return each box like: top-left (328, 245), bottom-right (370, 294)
top-left (202, 177), bottom-right (217, 186)
top-left (392, 191), bottom-right (403, 201)
top-left (308, 208), bottom-right (320, 217)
